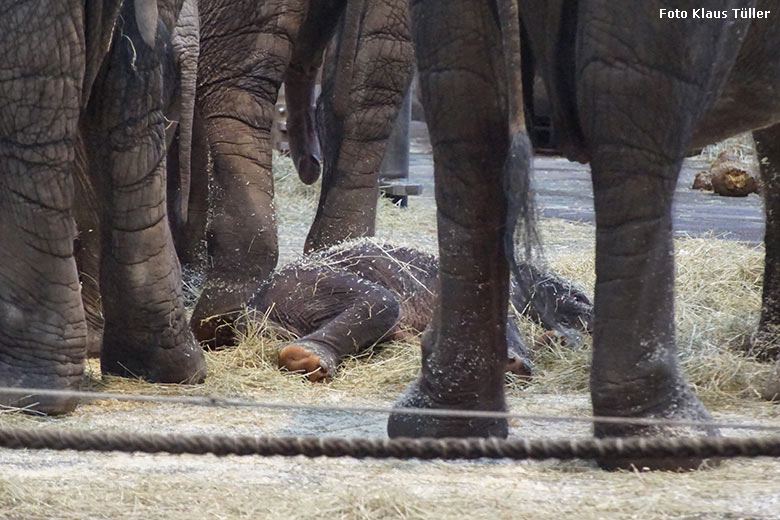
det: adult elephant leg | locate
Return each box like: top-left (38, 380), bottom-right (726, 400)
top-left (191, 0), bottom-right (308, 341)
top-left (754, 123), bottom-right (780, 400)
top-left (73, 142), bottom-right (104, 359)
top-left (387, 0), bottom-right (511, 439)
top-left (83, 3), bottom-right (205, 383)
top-left (0, 1), bottom-right (87, 414)
top-left (577, 2), bottom-right (748, 469)
top-left (305, 0), bottom-right (414, 252)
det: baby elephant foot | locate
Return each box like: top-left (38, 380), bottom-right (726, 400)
top-left (387, 377), bottom-right (508, 439)
top-left (594, 386), bottom-right (719, 471)
top-left (506, 320), bottom-right (533, 378)
top-left (278, 341), bottom-right (340, 382)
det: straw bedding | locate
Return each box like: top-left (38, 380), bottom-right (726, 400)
top-left (0, 153), bottom-right (778, 520)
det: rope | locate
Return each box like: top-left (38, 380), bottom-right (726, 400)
top-left (1, 386), bottom-right (779, 432)
top-left (0, 426), bottom-right (779, 461)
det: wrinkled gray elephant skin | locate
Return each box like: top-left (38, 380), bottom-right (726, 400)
top-left (387, 0), bottom-right (780, 471)
top-left (188, 0), bottom-right (414, 342)
top-left (0, 0), bottom-right (206, 415)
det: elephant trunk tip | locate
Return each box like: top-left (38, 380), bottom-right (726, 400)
top-left (296, 154), bottom-right (322, 185)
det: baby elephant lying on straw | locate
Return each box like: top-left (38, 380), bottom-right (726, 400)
top-left (201, 238), bottom-right (592, 382)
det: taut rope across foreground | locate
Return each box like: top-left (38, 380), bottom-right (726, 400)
top-left (1, 426), bottom-right (780, 461)
top-left (1, 386), bottom-right (779, 462)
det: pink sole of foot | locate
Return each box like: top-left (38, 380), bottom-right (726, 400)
top-left (279, 345), bottom-right (331, 382)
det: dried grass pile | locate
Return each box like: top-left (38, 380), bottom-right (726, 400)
top-left (526, 228), bottom-right (772, 407)
top-left (190, 154), bottom-right (774, 407)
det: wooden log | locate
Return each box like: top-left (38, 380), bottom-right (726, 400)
top-left (710, 151), bottom-right (758, 197)
top-left (692, 170), bottom-right (713, 191)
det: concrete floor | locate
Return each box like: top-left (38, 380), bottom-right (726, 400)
top-left (408, 121), bottom-right (765, 245)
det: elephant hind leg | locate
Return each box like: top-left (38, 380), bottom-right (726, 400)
top-left (753, 123), bottom-right (780, 400)
top-left (388, 0), bottom-right (511, 440)
top-left (304, 0), bottom-right (414, 253)
top-left (574, 4), bottom-right (748, 469)
top-left (190, 0), bottom-right (309, 339)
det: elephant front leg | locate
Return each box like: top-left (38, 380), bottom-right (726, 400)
top-left (754, 124), bottom-right (780, 400)
top-left (85, 5), bottom-right (205, 384)
top-left (304, 0), bottom-right (414, 253)
top-left (190, 0), bottom-right (310, 340)
top-left (0, 3), bottom-right (89, 414)
top-left (387, 0), bottom-right (511, 439)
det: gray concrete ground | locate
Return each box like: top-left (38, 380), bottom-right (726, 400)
top-left (409, 121), bottom-right (765, 245)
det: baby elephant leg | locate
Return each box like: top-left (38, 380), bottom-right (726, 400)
top-left (265, 268), bottom-right (400, 382)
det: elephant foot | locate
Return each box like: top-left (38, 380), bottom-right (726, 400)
top-left (0, 358), bottom-right (84, 415)
top-left (594, 386), bottom-right (719, 471)
top-left (101, 327), bottom-right (206, 384)
top-left (387, 377), bottom-right (508, 439)
top-left (192, 278), bottom-right (262, 344)
top-left (278, 341), bottom-right (340, 382)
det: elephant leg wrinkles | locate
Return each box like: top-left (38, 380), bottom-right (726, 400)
top-left (190, 0), bottom-right (309, 341)
top-left (305, 0), bottom-right (414, 253)
top-left (73, 139), bottom-right (104, 359)
top-left (0, 1), bottom-right (88, 415)
top-left (754, 123), bottom-right (780, 400)
top-left (574, 0), bottom-right (754, 469)
top-left (83, 3), bottom-right (205, 384)
top-left (387, 0), bottom-right (512, 439)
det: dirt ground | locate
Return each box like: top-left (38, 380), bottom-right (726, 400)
top-left (1, 146), bottom-right (780, 519)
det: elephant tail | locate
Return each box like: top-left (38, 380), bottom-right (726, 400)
top-left (497, 0), bottom-right (539, 267)
top-left (329, 0), bottom-right (365, 120)
top-left (498, 0), bottom-right (583, 343)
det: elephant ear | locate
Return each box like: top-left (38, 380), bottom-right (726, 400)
top-left (135, 0), bottom-right (159, 47)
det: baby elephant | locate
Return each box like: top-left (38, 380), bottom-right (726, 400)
top-left (201, 238), bottom-right (592, 382)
